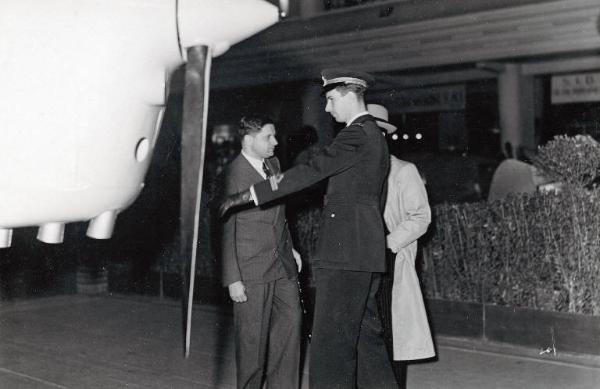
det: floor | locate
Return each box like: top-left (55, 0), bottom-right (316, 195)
top-left (1, 295), bottom-right (599, 388)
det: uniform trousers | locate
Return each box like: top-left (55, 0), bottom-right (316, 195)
top-left (310, 268), bottom-right (398, 389)
top-left (233, 277), bottom-right (301, 389)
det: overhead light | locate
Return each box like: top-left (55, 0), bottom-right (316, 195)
top-left (402, 134), bottom-right (409, 140)
top-left (416, 133), bottom-right (422, 140)
top-left (391, 133), bottom-right (398, 141)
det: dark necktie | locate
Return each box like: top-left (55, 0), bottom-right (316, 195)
top-left (262, 161), bottom-right (273, 178)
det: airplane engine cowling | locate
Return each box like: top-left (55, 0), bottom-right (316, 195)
top-left (177, 0), bottom-right (279, 57)
top-left (0, 0), bottom-right (279, 247)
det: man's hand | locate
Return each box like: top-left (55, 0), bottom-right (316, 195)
top-left (228, 281), bottom-right (247, 303)
top-left (386, 234), bottom-right (399, 254)
top-left (292, 248), bottom-right (302, 273)
top-left (268, 173), bottom-right (284, 191)
top-left (219, 189), bottom-right (253, 217)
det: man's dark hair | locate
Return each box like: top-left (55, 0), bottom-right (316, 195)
top-left (336, 84), bottom-right (366, 98)
top-left (238, 115), bottom-right (274, 138)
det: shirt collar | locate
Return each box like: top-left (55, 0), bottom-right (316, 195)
top-left (241, 150), bottom-right (267, 178)
top-left (346, 111), bottom-right (369, 127)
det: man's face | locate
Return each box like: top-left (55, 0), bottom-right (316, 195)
top-left (325, 88), bottom-right (350, 123)
top-left (247, 123), bottom-right (278, 159)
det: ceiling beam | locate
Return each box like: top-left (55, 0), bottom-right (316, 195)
top-left (521, 55), bottom-right (600, 75)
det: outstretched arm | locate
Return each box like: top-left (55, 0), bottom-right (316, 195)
top-left (221, 125), bottom-right (370, 215)
top-left (219, 189), bottom-right (253, 217)
top-left (253, 126), bottom-right (369, 205)
top-left (219, 174), bottom-right (284, 217)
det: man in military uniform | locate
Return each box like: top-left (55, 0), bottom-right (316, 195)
top-left (220, 69), bottom-right (397, 388)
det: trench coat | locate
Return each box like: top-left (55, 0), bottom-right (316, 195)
top-left (383, 156), bottom-right (435, 361)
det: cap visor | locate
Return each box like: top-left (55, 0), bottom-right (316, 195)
top-left (321, 82), bottom-right (344, 95)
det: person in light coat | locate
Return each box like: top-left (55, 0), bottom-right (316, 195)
top-left (385, 156), bottom-right (435, 361)
top-left (368, 104), bottom-right (436, 366)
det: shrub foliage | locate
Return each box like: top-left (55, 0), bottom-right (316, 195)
top-left (533, 134), bottom-right (600, 187)
top-left (422, 135), bottom-right (600, 315)
top-left (422, 187), bottom-right (600, 315)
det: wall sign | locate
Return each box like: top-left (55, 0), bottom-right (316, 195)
top-left (551, 72), bottom-right (600, 104)
top-left (372, 85), bottom-right (465, 113)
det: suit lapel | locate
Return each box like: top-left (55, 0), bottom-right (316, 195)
top-left (238, 154), bottom-right (265, 187)
top-left (236, 155), bottom-right (280, 222)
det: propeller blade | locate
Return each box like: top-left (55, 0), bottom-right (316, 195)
top-left (180, 44), bottom-right (211, 358)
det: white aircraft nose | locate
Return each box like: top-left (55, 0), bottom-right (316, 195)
top-left (177, 0), bottom-right (279, 57)
top-left (0, 0), bottom-right (281, 247)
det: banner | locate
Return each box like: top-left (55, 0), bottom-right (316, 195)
top-left (372, 84), bottom-right (465, 113)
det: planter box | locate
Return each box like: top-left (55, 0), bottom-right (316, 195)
top-left (76, 266), bottom-right (108, 295)
top-left (107, 266), bottom-right (228, 304)
top-left (426, 299), bottom-right (484, 339)
top-left (427, 299), bottom-right (600, 356)
top-left (485, 304), bottom-right (600, 356)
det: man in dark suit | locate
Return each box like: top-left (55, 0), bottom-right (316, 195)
top-left (221, 115), bottom-right (302, 389)
top-left (221, 70), bottom-right (397, 388)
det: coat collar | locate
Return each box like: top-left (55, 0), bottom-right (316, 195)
top-left (346, 111), bottom-right (370, 126)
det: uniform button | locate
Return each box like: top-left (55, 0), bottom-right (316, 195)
top-left (330, 212), bottom-right (336, 218)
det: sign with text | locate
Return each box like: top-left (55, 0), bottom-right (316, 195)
top-left (551, 72), bottom-right (600, 104)
top-left (373, 85), bottom-right (465, 113)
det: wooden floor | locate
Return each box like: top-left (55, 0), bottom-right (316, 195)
top-left (1, 295), bottom-right (599, 389)
top-left (0, 295), bottom-right (248, 389)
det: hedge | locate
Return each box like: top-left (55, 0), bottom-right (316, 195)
top-left (422, 186), bottom-right (600, 315)
top-left (423, 135), bottom-right (600, 315)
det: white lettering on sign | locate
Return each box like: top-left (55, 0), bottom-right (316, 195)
top-left (551, 72), bottom-right (600, 104)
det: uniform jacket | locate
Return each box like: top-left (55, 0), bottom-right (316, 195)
top-left (384, 156), bottom-right (435, 360)
top-left (253, 114), bottom-right (389, 272)
top-left (221, 155), bottom-right (296, 287)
